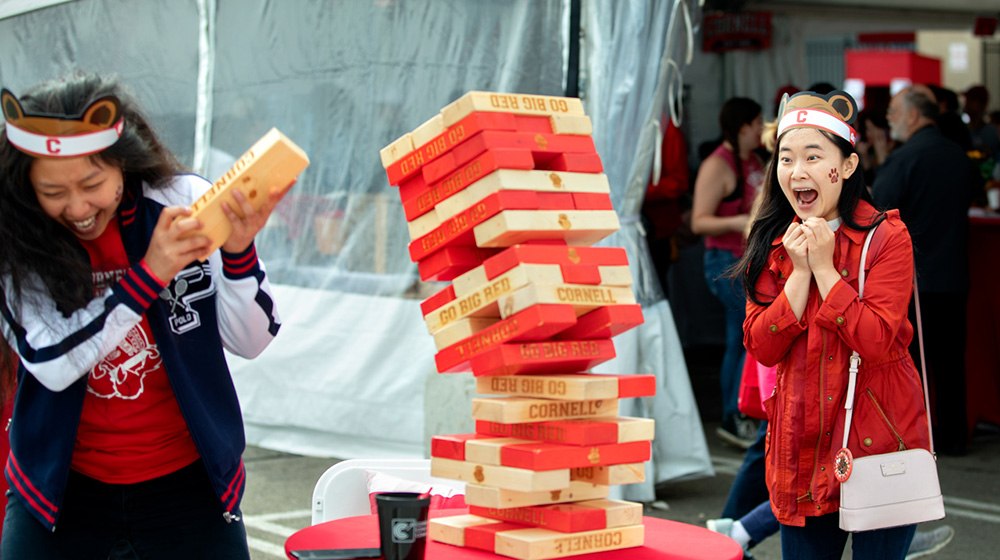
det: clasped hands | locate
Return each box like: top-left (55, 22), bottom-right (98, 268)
top-left (782, 217), bottom-right (836, 277)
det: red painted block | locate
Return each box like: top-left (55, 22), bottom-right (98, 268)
top-left (417, 246), bottom-right (497, 282)
top-left (547, 152), bottom-right (603, 173)
top-left (421, 131), bottom-right (597, 185)
top-left (476, 419), bottom-right (620, 446)
top-left (420, 284), bottom-right (456, 316)
top-left (481, 245), bottom-right (628, 281)
top-left (385, 112), bottom-right (520, 186)
top-left (468, 504), bottom-right (605, 533)
top-left (466, 522), bottom-right (524, 552)
top-left (469, 340), bottom-right (616, 377)
top-left (399, 149), bottom-right (535, 218)
top-left (616, 374), bottom-right (657, 398)
top-left (408, 191), bottom-right (541, 261)
top-left (570, 192), bottom-right (614, 210)
top-left (435, 304), bottom-right (580, 373)
top-left (500, 440), bottom-right (652, 471)
top-left (556, 304), bottom-right (644, 340)
top-left (431, 434), bottom-right (481, 461)
top-left (558, 264), bottom-right (601, 285)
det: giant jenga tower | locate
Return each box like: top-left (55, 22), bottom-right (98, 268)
top-left (379, 92), bottom-right (655, 559)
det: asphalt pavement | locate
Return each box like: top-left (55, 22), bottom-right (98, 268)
top-left (239, 345), bottom-right (1000, 559)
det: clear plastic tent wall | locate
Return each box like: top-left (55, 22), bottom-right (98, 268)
top-left (0, 0), bottom-right (711, 488)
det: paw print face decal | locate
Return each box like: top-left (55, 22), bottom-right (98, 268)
top-left (829, 168), bottom-right (840, 183)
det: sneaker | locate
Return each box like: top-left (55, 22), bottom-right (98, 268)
top-left (905, 525), bottom-right (955, 560)
top-left (717, 415), bottom-right (758, 449)
top-left (707, 518), bottom-right (753, 559)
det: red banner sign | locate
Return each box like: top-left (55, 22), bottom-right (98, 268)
top-left (702, 11), bottom-right (772, 53)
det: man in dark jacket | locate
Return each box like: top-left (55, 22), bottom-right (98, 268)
top-left (874, 86), bottom-right (979, 455)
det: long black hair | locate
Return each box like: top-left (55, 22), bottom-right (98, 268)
top-left (0, 73), bottom-right (183, 315)
top-left (718, 97), bottom-right (761, 202)
top-left (735, 128), bottom-right (883, 306)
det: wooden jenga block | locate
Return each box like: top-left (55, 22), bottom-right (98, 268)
top-left (429, 514), bottom-right (503, 547)
top-left (187, 128), bottom-right (308, 254)
top-left (389, 112), bottom-right (520, 186)
top-left (423, 261), bottom-right (551, 334)
top-left (421, 131), bottom-right (597, 186)
top-left (409, 191), bottom-right (544, 262)
top-left (463, 481), bottom-right (609, 509)
top-left (570, 463), bottom-right (646, 486)
top-left (468, 499), bottom-right (642, 533)
top-left (493, 523), bottom-right (644, 559)
top-left (435, 169), bottom-right (611, 222)
top-left (497, 284), bottom-right (636, 320)
top-left (454, 263), bottom-right (629, 301)
top-left (547, 152), bottom-right (603, 173)
top-left (473, 210), bottom-right (620, 247)
top-left (467, 521), bottom-right (529, 552)
top-left (400, 149), bottom-right (534, 217)
top-left (441, 92), bottom-right (586, 127)
top-left (482, 245), bottom-right (628, 280)
top-left (420, 284), bottom-right (456, 316)
top-left (500, 440), bottom-right (652, 471)
top-left (417, 246), bottom-right (497, 282)
top-left (431, 433), bottom-right (482, 461)
top-left (476, 418), bottom-right (655, 446)
top-left (469, 340), bottom-right (617, 377)
top-left (433, 316), bottom-right (499, 350)
top-left (430, 457), bottom-right (569, 492)
top-left (548, 114), bottom-right (593, 135)
top-left (471, 396), bottom-right (618, 424)
top-left (476, 374), bottom-right (656, 401)
top-left (450, 263), bottom-right (564, 298)
top-left (379, 131), bottom-right (414, 168)
top-left (555, 304), bottom-right (644, 340)
top-left (405, 205), bottom-right (443, 240)
top-left (435, 304), bottom-right (579, 371)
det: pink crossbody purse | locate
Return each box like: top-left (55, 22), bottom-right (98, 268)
top-left (835, 223), bottom-right (946, 532)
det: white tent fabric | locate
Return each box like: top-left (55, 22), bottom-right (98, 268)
top-left (0, 0), bottom-right (713, 489)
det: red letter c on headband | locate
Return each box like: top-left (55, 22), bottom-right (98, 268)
top-left (46, 138), bottom-right (61, 154)
top-left (796, 110), bottom-right (808, 123)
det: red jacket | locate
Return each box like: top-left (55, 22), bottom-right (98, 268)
top-left (744, 202), bottom-right (931, 526)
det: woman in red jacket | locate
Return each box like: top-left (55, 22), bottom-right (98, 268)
top-left (736, 90), bottom-right (930, 559)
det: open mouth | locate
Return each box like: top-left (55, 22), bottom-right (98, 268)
top-left (794, 188), bottom-right (818, 206)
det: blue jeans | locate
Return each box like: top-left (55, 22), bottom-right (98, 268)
top-left (781, 513), bottom-right (916, 560)
top-left (2, 461), bottom-right (250, 560)
top-left (721, 421), bottom-right (769, 520)
top-left (703, 247), bottom-right (746, 422)
top-left (742, 500), bottom-right (780, 548)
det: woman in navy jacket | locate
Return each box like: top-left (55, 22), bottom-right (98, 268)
top-left (0, 73), bottom-right (284, 559)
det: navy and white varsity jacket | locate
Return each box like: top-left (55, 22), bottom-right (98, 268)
top-left (1, 174), bottom-right (280, 531)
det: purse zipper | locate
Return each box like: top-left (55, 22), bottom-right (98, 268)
top-left (865, 388), bottom-right (906, 451)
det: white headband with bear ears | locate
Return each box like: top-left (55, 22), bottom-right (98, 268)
top-left (2, 88), bottom-right (125, 158)
top-left (776, 90), bottom-right (859, 146)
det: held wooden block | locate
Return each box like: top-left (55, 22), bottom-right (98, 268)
top-left (429, 514), bottom-right (503, 547)
top-left (188, 128), bottom-right (309, 253)
top-left (421, 130), bottom-right (597, 186)
top-left (441, 91), bottom-right (585, 127)
top-left (399, 148), bottom-right (535, 216)
top-left (430, 457), bottom-right (569, 492)
top-left (463, 481), bottom-right (609, 510)
top-left (496, 284), bottom-right (637, 321)
top-left (468, 499), bottom-right (641, 533)
top-left (379, 131), bottom-right (414, 168)
top-left (435, 169), bottom-right (611, 223)
top-left (475, 418), bottom-right (655, 446)
top-left (555, 304), bottom-right (644, 340)
top-left (473, 210), bottom-right (621, 248)
top-left (469, 339), bottom-right (617, 377)
top-left (471, 396), bottom-right (618, 424)
top-left (475, 374), bottom-right (656, 401)
top-left (494, 523), bottom-right (644, 559)
top-left (570, 463), bottom-right (646, 486)
top-left (417, 246), bottom-right (497, 282)
top-left (435, 304), bottom-right (579, 371)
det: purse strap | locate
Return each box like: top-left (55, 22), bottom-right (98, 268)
top-left (840, 223), bottom-right (935, 454)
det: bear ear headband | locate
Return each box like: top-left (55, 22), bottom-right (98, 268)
top-left (2, 88), bottom-right (125, 158)
top-left (776, 89), bottom-right (859, 146)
